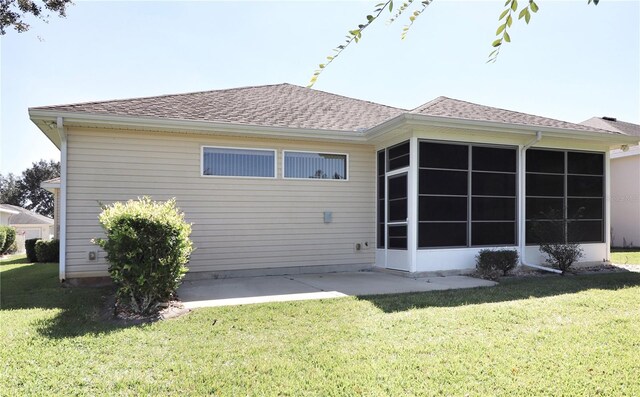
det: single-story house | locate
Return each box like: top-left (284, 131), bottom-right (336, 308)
top-left (581, 117), bottom-right (640, 247)
top-left (0, 204), bottom-right (54, 252)
top-left (28, 84), bottom-right (639, 282)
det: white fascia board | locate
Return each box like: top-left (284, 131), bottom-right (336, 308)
top-left (0, 208), bottom-right (20, 215)
top-left (367, 113), bottom-right (640, 146)
top-left (28, 109), bottom-right (368, 143)
top-left (611, 145), bottom-right (640, 159)
top-left (29, 108), bottom-right (639, 147)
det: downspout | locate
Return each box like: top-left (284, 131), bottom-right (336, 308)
top-left (519, 131), bottom-right (562, 274)
top-left (56, 117), bottom-right (67, 282)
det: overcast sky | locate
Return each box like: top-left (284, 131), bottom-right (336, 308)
top-left (1, 0), bottom-right (638, 175)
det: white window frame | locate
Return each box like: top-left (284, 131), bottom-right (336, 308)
top-left (282, 150), bottom-right (349, 181)
top-left (200, 145), bottom-right (277, 179)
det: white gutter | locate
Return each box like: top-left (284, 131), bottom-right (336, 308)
top-left (28, 109), bottom-right (368, 146)
top-left (56, 117), bottom-right (67, 281)
top-left (518, 131), bottom-right (562, 274)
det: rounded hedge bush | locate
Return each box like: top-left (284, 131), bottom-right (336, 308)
top-left (0, 227), bottom-right (6, 255)
top-left (25, 238), bottom-right (40, 262)
top-left (35, 239), bottom-right (60, 262)
top-left (476, 249), bottom-right (519, 279)
top-left (94, 197), bottom-right (193, 314)
top-left (1, 226), bottom-right (16, 254)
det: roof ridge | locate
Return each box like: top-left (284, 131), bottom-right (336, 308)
top-left (301, 86), bottom-right (406, 112)
top-left (29, 83), bottom-right (294, 111)
top-left (410, 96), bottom-right (448, 112)
top-left (30, 83), bottom-right (405, 113)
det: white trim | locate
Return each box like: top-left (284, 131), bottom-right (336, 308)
top-left (408, 137), bottom-right (418, 272)
top-left (0, 207), bottom-right (20, 215)
top-left (611, 145), bottom-right (640, 159)
top-left (57, 117), bottom-right (67, 281)
top-left (29, 109), bottom-right (640, 152)
top-left (200, 145), bottom-right (277, 179)
top-left (29, 109), bottom-right (367, 148)
top-left (282, 150), bottom-right (349, 181)
top-left (605, 150), bottom-right (611, 261)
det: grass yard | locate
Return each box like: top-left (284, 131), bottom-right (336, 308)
top-left (2, 257), bottom-right (640, 396)
top-left (611, 248), bottom-right (640, 265)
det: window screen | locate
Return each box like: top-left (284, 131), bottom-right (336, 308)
top-left (284, 151), bottom-right (347, 179)
top-left (525, 149), bottom-right (605, 244)
top-left (202, 147), bottom-right (275, 177)
top-left (387, 141), bottom-right (410, 171)
top-left (418, 141), bottom-right (517, 248)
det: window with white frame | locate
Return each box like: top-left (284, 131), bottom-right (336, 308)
top-left (202, 147), bottom-right (275, 177)
top-left (284, 151), bottom-right (347, 180)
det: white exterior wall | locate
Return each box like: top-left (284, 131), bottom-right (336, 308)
top-left (610, 152), bottom-right (640, 247)
top-left (64, 127), bottom-right (376, 279)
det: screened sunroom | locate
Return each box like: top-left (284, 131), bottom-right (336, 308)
top-left (374, 135), bottom-right (607, 273)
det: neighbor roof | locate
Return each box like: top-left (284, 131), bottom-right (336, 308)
top-left (30, 83), bottom-right (616, 134)
top-left (580, 117), bottom-right (640, 137)
top-left (0, 204), bottom-right (53, 225)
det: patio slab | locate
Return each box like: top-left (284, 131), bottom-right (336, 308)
top-left (178, 271), bottom-right (496, 309)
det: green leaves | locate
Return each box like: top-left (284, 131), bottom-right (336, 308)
top-left (309, 0), bottom-right (434, 86)
top-left (488, 0), bottom-right (540, 62)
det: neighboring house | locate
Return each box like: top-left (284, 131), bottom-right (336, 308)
top-left (0, 204), bottom-right (54, 252)
top-left (28, 84), bottom-right (639, 282)
top-left (581, 117), bottom-right (640, 248)
top-left (0, 205), bottom-right (19, 226)
top-left (41, 177), bottom-right (61, 239)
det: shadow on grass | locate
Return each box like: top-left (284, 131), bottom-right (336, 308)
top-left (0, 262), bottom-right (139, 339)
top-left (359, 272), bottom-right (640, 313)
top-left (0, 255), bottom-right (30, 266)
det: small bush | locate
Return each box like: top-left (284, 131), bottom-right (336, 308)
top-left (35, 239), bottom-right (60, 263)
top-left (25, 238), bottom-right (40, 262)
top-left (0, 227), bottom-right (6, 254)
top-left (476, 249), bottom-right (519, 278)
top-left (1, 227), bottom-right (16, 254)
top-left (94, 197), bottom-right (193, 314)
top-left (539, 242), bottom-right (583, 274)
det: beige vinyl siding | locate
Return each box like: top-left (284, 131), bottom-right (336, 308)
top-left (64, 127), bottom-right (376, 278)
top-left (610, 154), bottom-right (640, 247)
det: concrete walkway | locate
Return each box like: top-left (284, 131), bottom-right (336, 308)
top-left (178, 271), bottom-right (497, 309)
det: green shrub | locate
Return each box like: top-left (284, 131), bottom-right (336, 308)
top-left (35, 239), bottom-right (60, 263)
top-left (25, 238), bottom-right (40, 262)
top-left (1, 227), bottom-right (16, 254)
top-left (94, 197), bottom-right (193, 314)
top-left (0, 227), bottom-right (6, 254)
top-left (476, 249), bottom-right (519, 278)
top-left (539, 242), bottom-right (583, 274)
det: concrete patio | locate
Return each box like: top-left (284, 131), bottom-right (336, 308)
top-left (178, 271), bottom-right (497, 309)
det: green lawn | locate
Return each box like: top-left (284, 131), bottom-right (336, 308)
top-left (2, 258), bottom-right (640, 396)
top-left (611, 248), bottom-right (640, 265)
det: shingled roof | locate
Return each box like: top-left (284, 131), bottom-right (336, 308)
top-left (31, 83), bottom-right (617, 134)
top-left (580, 117), bottom-right (640, 137)
top-left (0, 204), bottom-right (53, 225)
top-left (31, 83), bottom-right (403, 132)
top-left (412, 96), bottom-right (616, 134)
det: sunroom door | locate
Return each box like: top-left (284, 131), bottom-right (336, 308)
top-left (386, 172), bottom-right (410, 271)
